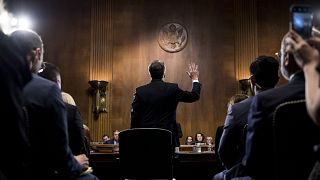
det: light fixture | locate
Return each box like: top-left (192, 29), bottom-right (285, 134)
top-left (89, 80), bottom-right (108, 116)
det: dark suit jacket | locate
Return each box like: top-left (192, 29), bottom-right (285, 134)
top-left (65, 103), bottom-right (87, 156)
top-left (218, 97), bottom-right (253, 169)
top-left (130, 79), bottom-right (201, 147)
top-left (23, 74), bottom-right (83, 179)
top-left (242, 72), bottom-right (306, 180)
top-left (215, 125), bottom-right (225, 171)
top-left (104, 139), bottom-right (118, 145)
top-left (0, 32), bottom-right (32, 180)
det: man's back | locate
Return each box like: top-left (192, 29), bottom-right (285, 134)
top-left (23, 75), bottom-right (83, 178)
top-left (244, 72), bottom-right (306, 179)
top-left (0, 31), bottom-right (32, 179)
top-left (218, 97), bottom-right (253, 169)
top-left (65, 103), bottom-right (87, 156)
top-left (132, 80), bottom-right (200, 125)
top-left (131, 61), bottom-right (201, 147)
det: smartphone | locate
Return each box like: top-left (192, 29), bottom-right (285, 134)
top-left (290, 4), bottom-right (313, 39)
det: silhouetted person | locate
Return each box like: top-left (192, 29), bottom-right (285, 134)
top-left (11, 29), bottom-right (98, 180)
top-left (218, 56), bottom-right (279, 170)
top-left (130, 60), bottom-right (201, 147)
top-left (0, 2), bottom-right (32, 179)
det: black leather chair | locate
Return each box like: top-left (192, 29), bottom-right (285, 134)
top-left (119, 128), bottom-right (173, 179)
top-left (273, 100), bottom-right (320, 180)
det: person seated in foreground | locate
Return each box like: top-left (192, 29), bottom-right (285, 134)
top-left (11, 29), bottom-right (98, 179)
top-left (221, 32), bottom-right (311, 180)
top-left (218, 56), bottom-right (279, 170)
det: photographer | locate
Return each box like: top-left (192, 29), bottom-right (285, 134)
top-left (285, 27), bottom-right (320, 180)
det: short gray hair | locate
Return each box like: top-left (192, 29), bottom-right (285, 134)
top-left (10, 29), bottom-right (44, 58)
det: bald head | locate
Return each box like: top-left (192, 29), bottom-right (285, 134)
top-left (10, 29), bottom-right (44, 73)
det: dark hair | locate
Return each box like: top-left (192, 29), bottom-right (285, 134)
top-left (228, 94), bottom-right (249, 107)
top-left (195, 132), bottom-right (205, 143)
top-left (250, 56), bottom-right (279, 88)
top-left (38, 62), bottom-right (60, 83)
top-left (148, 60), bottom-right (165, 79)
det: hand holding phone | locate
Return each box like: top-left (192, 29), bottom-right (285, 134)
top-left (290, 4), bottom-right (313, 39)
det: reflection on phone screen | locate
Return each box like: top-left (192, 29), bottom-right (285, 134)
top-left (292, 12), bottom-right (313, 39)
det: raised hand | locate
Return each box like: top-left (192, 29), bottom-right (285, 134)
top-left (285, 30), bottom-right (320, 68)
top-left (186, 62), bottom-right (199, 81)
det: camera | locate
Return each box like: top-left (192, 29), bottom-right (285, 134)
top-left (290, 4), bottom-right (313, 39)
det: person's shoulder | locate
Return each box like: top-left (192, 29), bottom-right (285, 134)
top-left (135, 84), bottom-right (147, 93)
top-left (31, 74), bottom-right (57, 87)
top-left (24, 74), bottom-right (58, 93)
top-left (104, 140), bottom-right (114, 144)
top-left (232, 96), bottom-right (253, 109)
top-left (254, 83), bottom-right (299, 104)
top-left (65, 102), bottom-right (78, 111)
top-left (166, 82), bottom-right (178, 85)
top-left (164, 82), bottom-right (178, 88)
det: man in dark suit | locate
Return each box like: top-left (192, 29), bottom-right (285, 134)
top-left (218, 56), bottom-right (279, 169)
top-left (225, 32), bottom-right (312, 180)
top-left (11, 30), bottom-right (98, 179)
top-left (38, 62), bottom-right (88, 156)
top-left (104, 130), bottom-right (120, 145)
top-left (0, 4), bottom-right (32, 178)
top-left (130, 60), bottom-right (201, 147)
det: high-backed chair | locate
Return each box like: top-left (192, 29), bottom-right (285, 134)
top-left (119, 128), bottom-right (173, 179)
top-left (273, 100), bottom-right (320, 180)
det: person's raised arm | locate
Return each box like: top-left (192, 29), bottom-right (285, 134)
top-left (286, 30), bottom-right (320, 126)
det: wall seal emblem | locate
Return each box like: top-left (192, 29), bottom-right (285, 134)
top-left (158, 23), bottom-right (188, 53)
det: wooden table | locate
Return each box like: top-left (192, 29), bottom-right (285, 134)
top-left (89, 150), bottom-right (222, 180)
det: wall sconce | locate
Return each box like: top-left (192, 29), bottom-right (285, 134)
top-left (89, 80), bottom-right (108, 115)
top-left (238, 79), bottom-right (252, 96)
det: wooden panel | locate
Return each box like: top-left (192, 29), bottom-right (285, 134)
top-left (111, 0), bottom-right (236, 142)
top-left (88, 0), bottom-right (114, 141)
top-left (234, 0), bottom-right (258, 82)
top-left (256, 0), bottom-right (296, 85)
top-left (13, 0), bottom-right (92, 125)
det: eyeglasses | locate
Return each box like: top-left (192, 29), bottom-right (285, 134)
top-left (275, 51), bottom-right (282, 60)
top-left (38, 62), bottom-right (46, 73)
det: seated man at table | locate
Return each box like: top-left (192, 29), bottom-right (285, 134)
top-left (104, 130), bottom-right (119, 145)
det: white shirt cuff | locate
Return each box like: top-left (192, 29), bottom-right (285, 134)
top-left (192, 80), bottom-right (199, 83)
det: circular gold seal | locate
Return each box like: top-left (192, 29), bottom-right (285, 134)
top-left (158, 23), bottom-right (188, 53)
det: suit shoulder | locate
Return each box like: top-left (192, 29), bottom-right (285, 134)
top-left (135, 85), bottom-right (146, 92)
top-left (24, 75), bottom-right (59, 94)
top-left (165, 82), bottom-right (179, 87)
top-left (65, 103), bottom-right (79, 111)
top-left (234, 97), bottom-right (253, 107)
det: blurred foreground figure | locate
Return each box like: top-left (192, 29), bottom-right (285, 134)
top-left (0, 0), bottom-right (32, 179)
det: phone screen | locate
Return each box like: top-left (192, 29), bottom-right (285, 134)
top-left (291, 5), bottom-right (313, 39)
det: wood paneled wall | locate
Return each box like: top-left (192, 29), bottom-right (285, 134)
top-left (88, 0), bottom-right (114, 142)
top-left (234, 0), bottom-right (258, 82)
top-left (8, 0), bottom-right (300, 142)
